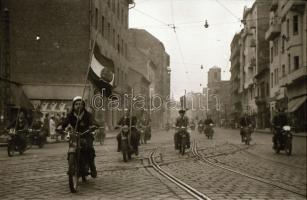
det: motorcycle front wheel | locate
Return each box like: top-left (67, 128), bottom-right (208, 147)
top-left (68, 153), bottom-right (78, 193)
top-left (285, 139), bottom-right (292, 156)
top-left (7, 143), bottom-right (15, 157)
top-left (180, 138), bottom-right (186, 155)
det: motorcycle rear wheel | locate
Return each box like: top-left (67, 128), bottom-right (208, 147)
top-left (68, 154), bottom-right (78, 193)
top-left (180, 139), bottom-right (186, 155)
top-left (285, 140), bottom-right (292, 156)
top-left (7, 143), bottom-right (15, 157)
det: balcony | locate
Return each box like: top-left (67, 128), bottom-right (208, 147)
top-left (287, 66), bottom-right (307, 85)
top-left (265, 23), bottom-right (281, 40)
top-left (281, 0), bottom-right (306, 18)
top-left (270, 0), bottom-right (278, 11)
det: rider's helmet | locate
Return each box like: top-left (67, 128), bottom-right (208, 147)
top-left (72, 96), bottom-right (85, 107)
top-left (178, 109), bottom-right (186, 114)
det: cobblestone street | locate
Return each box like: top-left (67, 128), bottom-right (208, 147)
top-left (0, 128), bottom-right (306, 200)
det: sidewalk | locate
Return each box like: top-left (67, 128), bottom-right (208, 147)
top-left (254, 128), bottom-right (307, 137)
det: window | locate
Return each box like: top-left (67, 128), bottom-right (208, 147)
top-left (117, 2), bottom-right (120, 19)
top-left (294, 56), bottom-right (299, 70)
top-left (293, 15), bottom-right (298, 35)
top-left (277, 68), bottom-right (279, 84)
top-left (107, 0), bottom-right (110, 7)
top-left (270, 47), bottom-right (273, 63)
top-left (282, 65), bottom-right (285, 77)
top-left (286, 19), bottom-right (289, 37)
top-left (95, 8), bottom-right (98, 30)
top-left (214, 72), bottom-right (217, 80)
top-left (266, 83), bottom-right (269, 96)
top-left (107, 23), bottom-right (111, 42)
top-left (121, 39), bottom-right (124, 55)
top-left (117, 34), bottom-right (120, 53)
top-left (288, 54), bottom-right (291, 73)
top-left (281, 38), bottom-right (285, 54)
top-left (273, 39), bottom-right (278, 56)
top-left (121, 9), bottom-right (124, 24)
top-left (112, 29), bottom-right (115, 47)
top-left (101, 16), bottom-right (105, 36)
top-left (271, 73), bottom-right (273, 88)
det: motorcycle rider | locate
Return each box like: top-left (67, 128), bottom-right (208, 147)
top-left (272, 107), bottom-right (289, 149)
top-left (174, 109), bottom-right (190, 149)
top-left (239, 113), bottom-right (252, 142)
top-left (138, 113), bottom-right (151, 139)
top-left (116, 109), bottom-right (139, 155)
top-left (7, 108), bottom-right (29, 150)
top-left (204, 115), bottom-right (214, 126)
top-left (58, 96), bottom-right (97, 178)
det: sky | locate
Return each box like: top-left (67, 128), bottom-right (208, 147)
top-left (129, 0), bottom-right (256, 99)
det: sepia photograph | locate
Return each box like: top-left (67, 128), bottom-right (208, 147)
top-left (0, 0), bottom-right (306, 199)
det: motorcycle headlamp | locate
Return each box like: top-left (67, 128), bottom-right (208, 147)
top-left (283, 126), bottom-right (291, 131)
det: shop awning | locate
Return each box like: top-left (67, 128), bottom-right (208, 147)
top-left (88, 44), bottom-right (114, 97)
top-left (288, 95), bottom-right (307, 113)
top-left (9, 84), bottom-right (34, 110)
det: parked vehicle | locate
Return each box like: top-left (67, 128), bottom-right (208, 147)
top-left (66, 127), bottom-right (97, 193)
top-left (7, 128), bottom-right (30, 157)
top-left (28, 128), bottom-right (46, 148)
top-left (273, 125), bottom-right (292, 155)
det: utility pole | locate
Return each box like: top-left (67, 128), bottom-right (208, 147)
top-left (1, 8), bottom-right (10, 128)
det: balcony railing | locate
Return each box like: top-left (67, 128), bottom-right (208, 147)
top-left (265, 23), bottom-right (281, 40)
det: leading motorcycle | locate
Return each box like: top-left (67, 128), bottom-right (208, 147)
top-left (273, 125), bottom-right (292, 155)
top-left (65, 126), bottom-right (97, 193)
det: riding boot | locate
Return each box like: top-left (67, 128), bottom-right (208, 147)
top-left (89, 159), bottom-right (97, 178)
top-left (117, 134), bottom-right (121, 152)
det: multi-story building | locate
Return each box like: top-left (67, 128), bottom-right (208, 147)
top-left (127, 28), bottom-right (170, 128)
top-left (266, 0), bottom-right (307, 131)
top-left (230, 32), bottom-right (242, 124)
top-left (0, 0), bottom-right (134, 130)
top-left (240, 0), bottom-right (271, 128)
top-left (207, 67), bottom-right (231, 126)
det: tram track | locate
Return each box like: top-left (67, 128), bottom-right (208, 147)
top-left (148, 150), bottom-right (212, 200)
top-left (191, 141), bottom-right (307, 198)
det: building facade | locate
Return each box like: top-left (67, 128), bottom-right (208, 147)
top-left (127, 28), bottom-right (170, 128)
top-left (230, 32), bottom-right (242, 125)
top-left (266, 0), bottom-right (307, 131)
top-left (238, 0), bottom-right (272, 128)
top-left (0, 0), bottom-right (134, 130)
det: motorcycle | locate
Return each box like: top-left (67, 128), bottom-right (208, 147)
top-left (273, 125), bottom-right (292, 155)
top-left (241, 124), bottom-right (253, 145)
top-left (139, 125), bottom-right (150, 144)
top-left (204, 123), bottom-right (214, 139)
top-left (28, 128), bottom-right (46, 148)
top-left (198, 124), bottom-right (204, 134)
top-left (190, 123), bottom-right (196, 131)
top-left (6, 128), bottom-right (30, 157)
top-left (95, 126), bottom-right (106, 145)
top-left (66, 126), bottom-right (97, 193)
top-left (176, 126), bottom-right (189, 155)
top-left (120, 125), bottom-right (140, 162)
